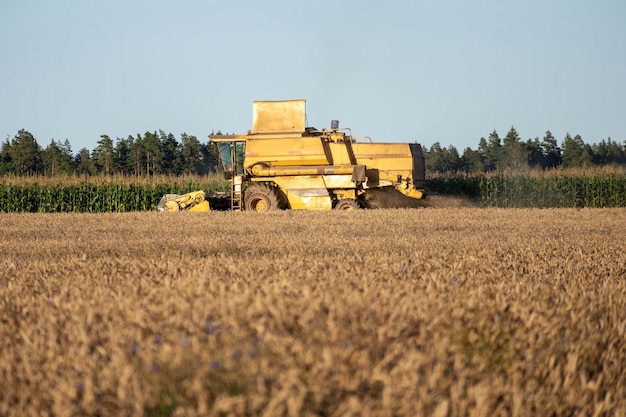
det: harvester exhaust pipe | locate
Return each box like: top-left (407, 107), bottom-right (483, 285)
top-left (331, 120), bottom-right (339, 131)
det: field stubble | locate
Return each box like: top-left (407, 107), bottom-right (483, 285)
top-left (1, 208), bottom-right (625, 416)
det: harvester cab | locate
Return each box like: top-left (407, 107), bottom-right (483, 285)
top-left (215, 140), bottom-right (246, 180)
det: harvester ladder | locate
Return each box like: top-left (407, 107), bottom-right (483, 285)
top-left (231, 175), bottom-right (243, 211)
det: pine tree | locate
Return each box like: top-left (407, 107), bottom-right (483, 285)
top-left (501, 126), bottom-right (529, 172)
top-left (181, 133), bottom-right (203, 175)
top-left (0, 138), bottom-right (15, 174)
top-left (11, 130), bottom-right (43, 175)
top-left (143, 131), bottom-right (163, 175)
top-left (160, 131), bottom-right (182, 175)
top-left (43, 139), bottom-right (74, 175)
top-left (562, 133), bottom-right (595, 167)
top-left (113, 136), bottom-right (131, 174)
top-left (526, 137), bottom-right (544, 168)
top-left (128, 134), bottom-right (144, 176)
top-left (461, 147), bottom-right (484, 172)
top-left (483, 130), bottom-right (502, 172)
top-left (75, 148), bottom-right (96, 175)
top-left (92, 135), bottom-right (115, 175)
top-left (541, 131), bottom-right (561, 169)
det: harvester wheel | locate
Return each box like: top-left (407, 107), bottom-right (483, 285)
top-left (244, 184), bottom-right (282, 211)
top-left (194, 194), bottom-right (205, 204)
top-left (335, 199), bottom-right (360, 210)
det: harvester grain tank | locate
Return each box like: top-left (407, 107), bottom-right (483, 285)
top-left (159, 99), bottom-right (425, 211)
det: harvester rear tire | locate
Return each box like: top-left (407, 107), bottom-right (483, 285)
top-left (334, 199), bottom-right (360, 210)
top-left (244, 184), bottom-right (282, 211)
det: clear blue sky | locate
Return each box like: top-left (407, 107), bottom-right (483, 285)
top-left (1, 0), bottom-right (624, 154)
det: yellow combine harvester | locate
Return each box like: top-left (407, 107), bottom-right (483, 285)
top-left (160, 99), bottom-right (425, 211)
top-left (210, 100), bottom-right (425, 211)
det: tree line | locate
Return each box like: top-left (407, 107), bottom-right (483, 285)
top-left (0, 130), bottom-right (219, 176)
top-left (425, 127), bottom-right (626, 173)
top-left (1, 127), bottom-right (625, 177)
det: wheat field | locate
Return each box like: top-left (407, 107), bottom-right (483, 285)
top-left (1, 208), bottom-right (625, 416)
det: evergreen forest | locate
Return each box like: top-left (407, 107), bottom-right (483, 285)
top-left (1, 127), bottom-right (625, 177)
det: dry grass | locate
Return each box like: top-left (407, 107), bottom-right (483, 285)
top-left (1, 208), bottom-right (625, 416)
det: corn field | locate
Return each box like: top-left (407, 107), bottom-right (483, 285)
top-left (426, 169), bottom-right (626, 208)
top-left (478, 173), bottom-right (626, 207)
top-left (0, 174), bottom-right (228, 213)
top-left (1, 208), bottom-right (625, 416)
top-left (1, 169), bottom-right (625, 212)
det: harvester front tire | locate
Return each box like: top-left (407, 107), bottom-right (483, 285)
top-left (244, 184), bottom-right (281, 211)
top-left (335, 199), bottom-right (360, 210)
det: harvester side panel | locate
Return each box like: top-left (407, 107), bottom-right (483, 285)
top-left (352, 142), bottom-right (415, 185)
top-left (244, 137), bottom-right (329, 168)
top-left (268, 176), bottom-right (332, 210)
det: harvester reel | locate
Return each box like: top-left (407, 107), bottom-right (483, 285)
top-left (244, 184), bottom-right (282, 211)
top-left (164, 200), bottom-right (180, 212)
top-left (335, 199), bottom-right (360, 210)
